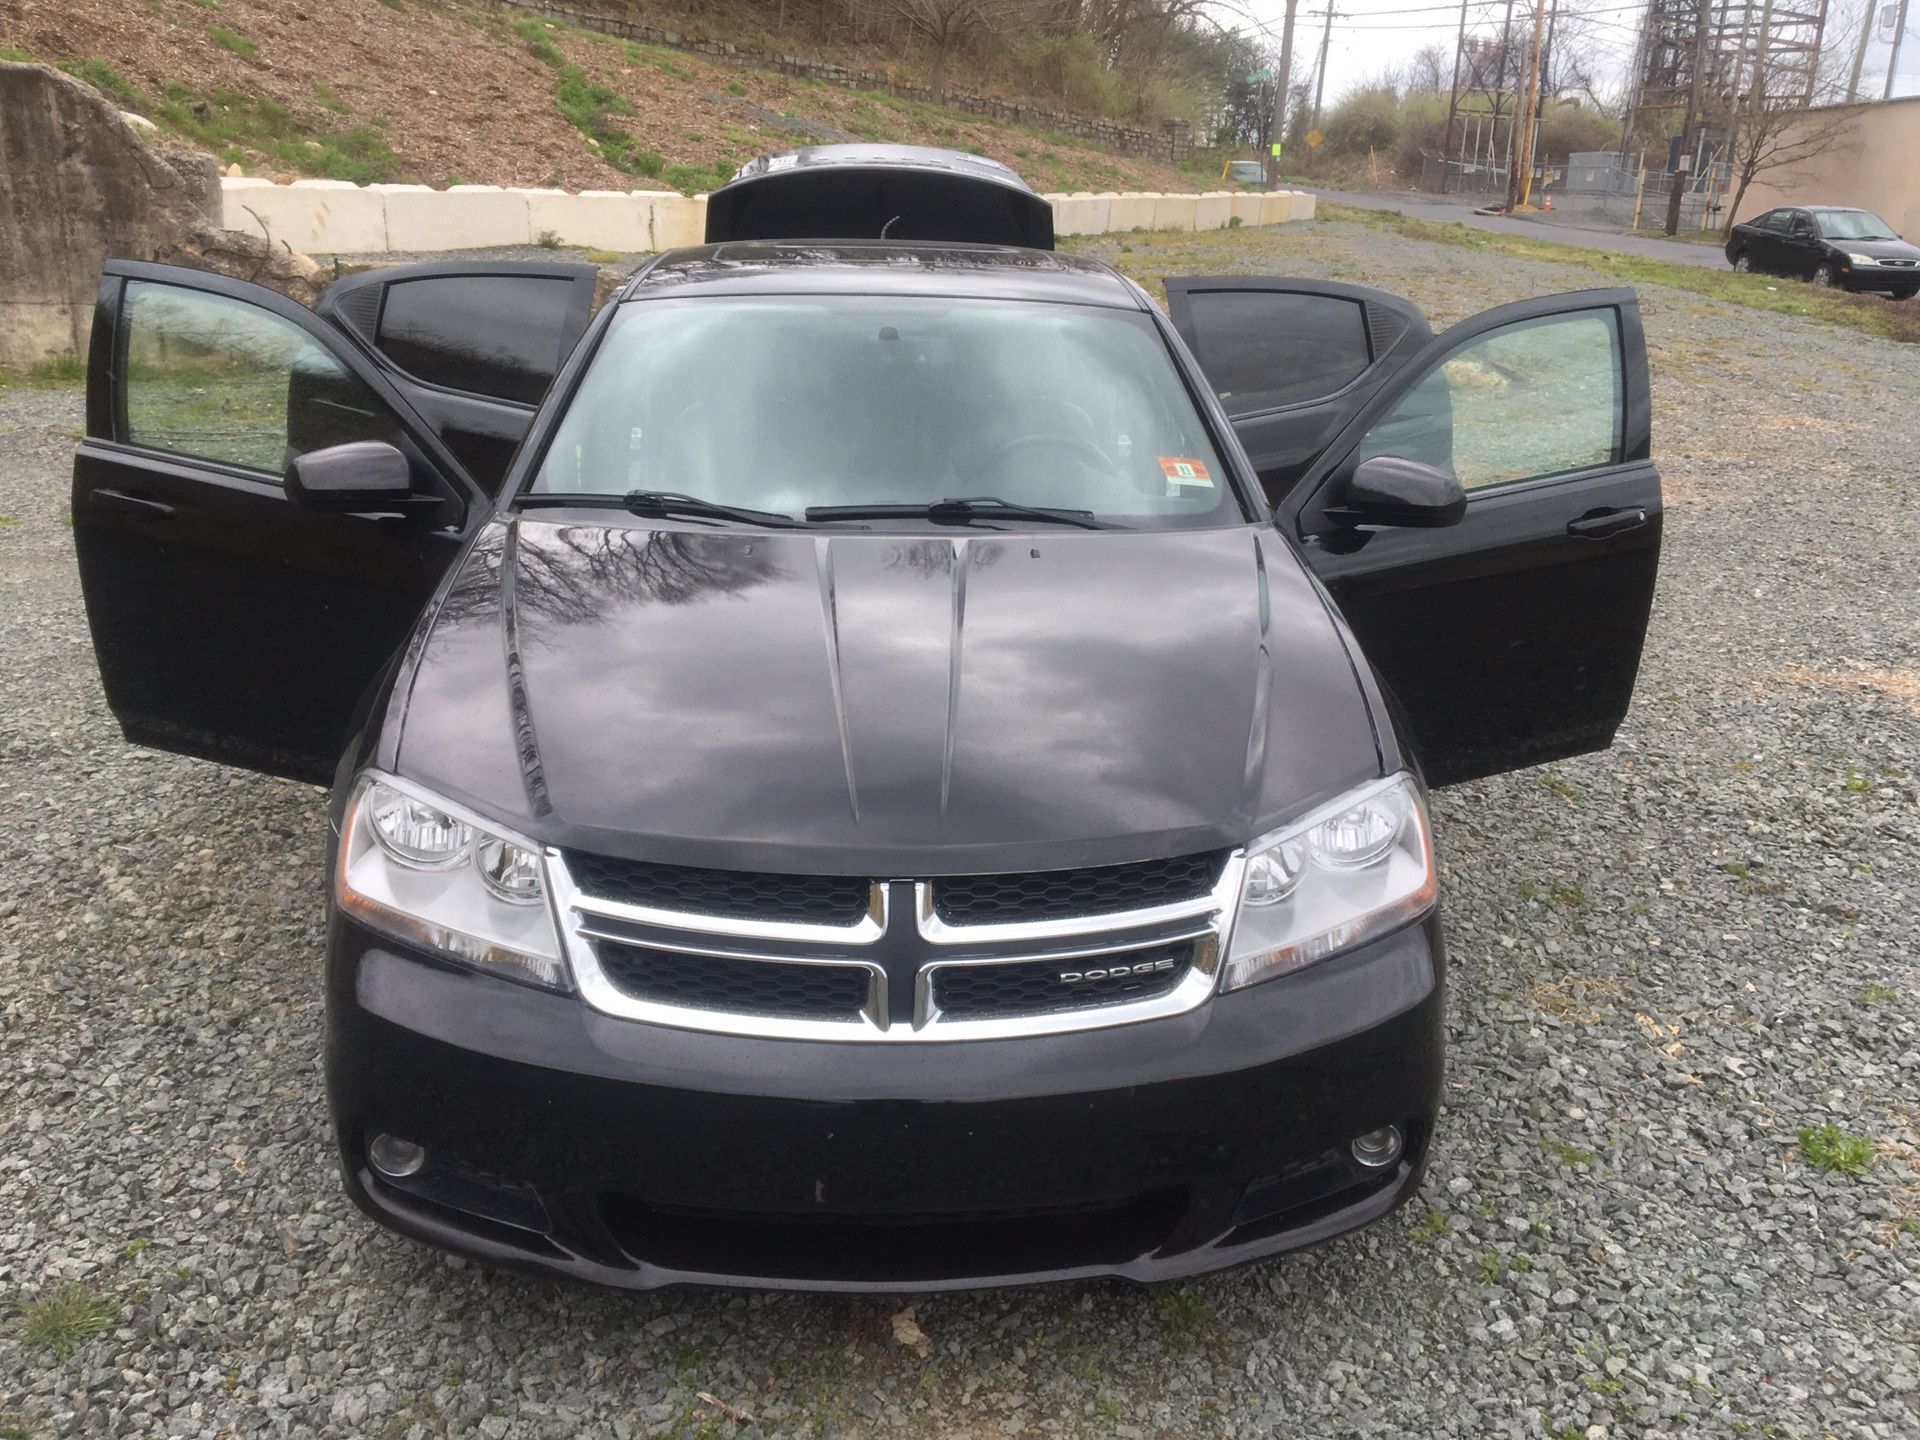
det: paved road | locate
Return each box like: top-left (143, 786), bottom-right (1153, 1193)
top-left (1306, 187), bottom-right (1731, 268)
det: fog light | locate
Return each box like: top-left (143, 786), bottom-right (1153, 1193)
top-left (1351, 1125), bottom-right (1403, 1169)
top-left (369, 1133), bottom-right (427, 1179)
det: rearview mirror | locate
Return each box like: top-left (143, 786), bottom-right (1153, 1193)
top-left (286, 441), bottom-right (417, 513)
top-left (1330, 455), bottom-right (1467, 529)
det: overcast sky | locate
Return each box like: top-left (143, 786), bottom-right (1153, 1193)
top-left (1242, 0), bottom-right (1920, 112)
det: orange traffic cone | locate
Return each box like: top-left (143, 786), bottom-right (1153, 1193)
top-left (1542, 194), bottom-right (1553, 212)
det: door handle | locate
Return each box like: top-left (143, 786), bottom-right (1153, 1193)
top-left (1567, 508), bottom-right (1647, 539)
top-left (91, 489), bottom-right (176, 521)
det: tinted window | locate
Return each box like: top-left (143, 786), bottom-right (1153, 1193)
top-left (1755, 209), bottom-right (1790, 233)
top-left (376, 276), bottom-right (573, 405)
top-left (532, 297), bottom-right (1239, 529)
top-left (1788, 212), bottom-right (1815, 237)
top-left (122, 281), bottom-right (400, 475)
top-left (1183, 291), bottom-right (1371, 416)
top-left (1356, 312), bottom-right (1621, 492)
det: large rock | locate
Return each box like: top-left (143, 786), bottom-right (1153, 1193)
top-left (0, 61), bottom-right (322, 369)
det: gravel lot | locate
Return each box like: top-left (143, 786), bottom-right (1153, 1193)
top-left (3, 219), bottom-right (1917, 1439)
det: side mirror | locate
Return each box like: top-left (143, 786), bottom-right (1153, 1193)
top-left (285, 440), bottom-right (421, 514)
top-left (1330, 455), bottom-right (1467, 529)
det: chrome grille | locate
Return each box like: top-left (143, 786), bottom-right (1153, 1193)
top-left (549, 851), bottom-right (1243, 1042)
top-left (562, 851), bottom-right (872, 923)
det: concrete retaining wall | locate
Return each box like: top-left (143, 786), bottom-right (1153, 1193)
top-left (220, 177), bottom-right (1314, 256)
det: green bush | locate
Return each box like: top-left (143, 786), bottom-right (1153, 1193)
top-left (1004, 30), bottom-right (1141, 120)
top-left (1321, 87), bottom-right (1400, 159)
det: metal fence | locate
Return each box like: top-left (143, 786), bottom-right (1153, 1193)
top-left (1420, 151), bottom-right (1733, 233)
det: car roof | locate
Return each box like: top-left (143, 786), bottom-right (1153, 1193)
top-left (617, 240), bottom-right (1148, 311)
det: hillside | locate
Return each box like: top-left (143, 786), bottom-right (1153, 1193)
top-left (0, 0), bottom-right (1201, 194)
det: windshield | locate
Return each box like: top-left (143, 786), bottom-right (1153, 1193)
top-left (1815, 209), bottom-right (1898, 241)
top-left (528, 296), bottom-right (1241, 529)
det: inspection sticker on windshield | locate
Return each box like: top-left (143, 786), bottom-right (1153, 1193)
top-left (1159, 457), bottom-right (1214, 488)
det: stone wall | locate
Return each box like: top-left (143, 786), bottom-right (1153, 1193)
top-left (501, 0), bottom-right (1193, 164)
top-left (220, 176), bottom-right (1316, 254)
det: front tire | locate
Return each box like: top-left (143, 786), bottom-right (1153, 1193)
top-left (1731, 251), bottom-right (1752, 273)
top-left (1811, 262), bottom-right (1837, 288)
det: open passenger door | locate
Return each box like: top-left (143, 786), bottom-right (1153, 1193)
top-left (1187, 285), bottom-right (1660, 787)
top-left (1163, 277), bottom-right (1432, 506)
top-left (71, 262), bottom-right (530, 785)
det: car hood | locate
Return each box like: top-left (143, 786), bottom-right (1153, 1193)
top-left (1841, 236), bottom-right (1920, 260)
top-left (386, 517), bottom-right (1382, 874)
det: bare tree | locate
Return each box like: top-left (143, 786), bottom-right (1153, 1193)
top-left (892, 0), bottom-right (1025, 101)
top-left (1407, 42), bottom-right (1450, 95)
top-left (1721, 98), bottom-right (1861, 232)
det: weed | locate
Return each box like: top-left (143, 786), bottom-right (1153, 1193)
top-left (443, 173), bottom-right (467, 188)
top-left (120, 1238), bottom-right (151, 1259)
top-left (15, 355), bottom-right (86, 388)
top-left (0, 515), bottom-right (18, 528)
top-left (311, 82), bottom-right (349, 114)
top-left (1540, 1137), bottom-right (1598, 1166)
top-left (585, 247), bottom-right (621, 263)
top-left (726, 80), bottom-right (748, 96)
top-left (1798, 1124), bottom-right (1873, 1175)
top-left (536, 229), bottom-right (562, 249)
top-left (1411, 1207), bottom-right (1450, 1240)
top-left (1549, 880), bottom-right (1585, 908)
top-left (1860, 982), bottom-right (1897, 1003)
top-left (13, 1284), bottom-right (119, 1358)
top-left (1540, 771), bottom-right (1582, 802)
top-left (1843, 767), bottom-right (1872, 792)
top-left (1510, 1253), bottom-right (1536, 1273)
top-left (1474, 1251), bottom-right (1502, 1283)
top-left (515, 19), bottom-right (565, 67)
top-left (377, 0), bottom-right (405, 9)
top-left (0, 45), bottom-right (32, 62)
top-left (1894, 1217), bottom-right (1919, 1238)
top-left (188, 0), bottom-right (220, 7)
top-left (208, 25), bottom-right (256, 58)
top-left (1227, 214), bottom-right (1244, 227)
top-left (1150, 1284), bottom-right (1218, 1343)
top-left (1581, 1372), bottom-right (1624, 1397)
top-left (1092, 1395), bottom-right (1123, 1422)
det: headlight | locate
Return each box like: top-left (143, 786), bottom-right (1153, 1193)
top-left (1222, 773), bottom-right (1435, 990)
top-left (335, 773), bottom-right (568, 991)
top-left (1847, 252), bottom-right (1878, 266)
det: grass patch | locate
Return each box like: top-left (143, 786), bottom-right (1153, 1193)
top-left (12, 1284), bottom-right (119, 1359)
top-left (1798, 1124), bottom-right (1873, 1175)
top-left (1320, 202), bottom-right (1920, 345)
top-left (0, 354), bottom-right (86, 389)
top-left (1149, 1285), bottom-right (1218, 1344)
top-left (585, 247), bottom-right (622, 264)
top-left (311, 82), bottom-right (349, 114)
top-left (207, 25), bottom-right (256, 58)
top-left (0, 45), bottom-right (33, 62)
top-left (1540, 1136), bottom-right (1598, 1166)
top-left (54, 58), bottom-right (142, 109)
top-left (1859, 982), bottom-right (1898, 1003)
top-left (151, 85), bottom-right (397, 184)
top-left (1411, 1207), bottom-right (1450, 1240)
top-left (514, 18), bottom-right (565, 67)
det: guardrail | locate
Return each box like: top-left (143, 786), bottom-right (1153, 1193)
top-left (220, 178), bottom-right (1315, 255)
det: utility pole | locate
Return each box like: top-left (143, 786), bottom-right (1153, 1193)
top-left (1885, 0), bottom-right (1912, 100)
top-left (1507, 0), bottom-right (1549, 209)
top-left (1267, 0), bottom-right (1302, 187)
top-left (1443, 0), bottom-right (1471, 175)
top-left (1664, 0), bottom-right (1712, 235)
top-left (1848, 0), bottom-right (1876, 99)
top-left (1310, 4), bottom-right (1335, 134)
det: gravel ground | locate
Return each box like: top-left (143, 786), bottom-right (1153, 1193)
top-left (3, 220), bottom-right (1918, 1440)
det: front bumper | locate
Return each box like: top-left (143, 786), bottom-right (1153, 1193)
top-left (325, 912), bottom-right (1445, 1292)
top-left (1840, 264), bottom-right (1920, 291)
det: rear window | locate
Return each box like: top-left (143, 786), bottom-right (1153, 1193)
top-left (529, 296), bottom-right (1242, 530)
top-left (1181, 290), bottom-right (1372, 416)
top-left (375, 275), bottom-right (574, 405)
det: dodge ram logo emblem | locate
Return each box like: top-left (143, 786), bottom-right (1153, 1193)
top-left (1059, 957), bottom-right (1176, 985)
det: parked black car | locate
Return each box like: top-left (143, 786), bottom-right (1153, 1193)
top-left (1725, 204), bottom-right (1920, 297)
top-left (72, 146), bottom-right (1661, 1292)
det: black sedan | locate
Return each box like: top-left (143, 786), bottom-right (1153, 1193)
top-left (70, 145), bottom-right (1662, 1292)
top-left (1725, 204), bottom-right (1920, 297)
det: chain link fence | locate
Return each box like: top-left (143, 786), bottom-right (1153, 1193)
top-left (1420, 149), bottom-right (1733, 233)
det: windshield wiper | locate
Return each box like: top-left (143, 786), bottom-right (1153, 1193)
top-left (516, 490), bottom-right (806, 528)
top-left (805, 496), bottom-right (1109, 530)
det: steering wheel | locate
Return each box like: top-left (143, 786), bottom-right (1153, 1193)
top-left (967, 430), bottom-right (1112, 483)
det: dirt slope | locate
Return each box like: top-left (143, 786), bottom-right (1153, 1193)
top-left (0, 0), bottom-right (1197, 193)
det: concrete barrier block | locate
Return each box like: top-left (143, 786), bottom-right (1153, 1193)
top-left (1258, 191), bottom-right (1293, 226)
top-left (526, 189), bottom-right (655, 251)
top-left (1047, 192), bottom-right (1111, 236)
top-left (1228, 192), bottom-right (1263, 227)
top-left (1192, 192), bottom-right (1233, 231)
top-left (1105, 193), bottom-right (1158, 231)
top-left (1290, 189), bottom-right (1316, 221)
top-left (221, 178), bottom-right (390, 254)
top-left (381, 183), bottom-right (530, 250)
top-left (1150, 193), bottom-right (1197, 231)
top-left (644, 191), bottom-right (706, 249)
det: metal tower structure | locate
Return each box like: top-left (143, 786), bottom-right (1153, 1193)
top-left (1627, 0), bottom-right (1830, 134)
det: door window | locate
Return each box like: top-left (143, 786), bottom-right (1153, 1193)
top-left (1756, 209), bottom-right (1790, 233)
top-left (122, 281), bottom-right (400, 476)
top-left (1182, 291), bottom-right (1372, 415)
top-left (1355, 311), bottom-right (1622, 491)
top-left (374, 275), bottom-right (576, 405)
top-left (1788, 213), bottom-right (1815, 239)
